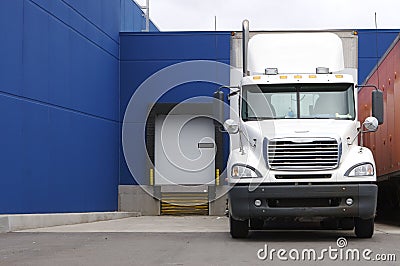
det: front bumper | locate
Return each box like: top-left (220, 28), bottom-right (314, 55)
top-left (229, 184), bottom-right (377, 220)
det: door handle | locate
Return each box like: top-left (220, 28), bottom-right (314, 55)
top-left (198, 143), bottom-right (214, 149)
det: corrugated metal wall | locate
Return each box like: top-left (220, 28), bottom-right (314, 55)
top-left (0, 0), bottom-right (156, 214)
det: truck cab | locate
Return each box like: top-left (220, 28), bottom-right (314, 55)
top-left (223, 21), bottom-right (383, 238)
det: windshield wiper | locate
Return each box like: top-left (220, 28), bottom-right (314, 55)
top-left (245, 117), bottom-right (274, 121)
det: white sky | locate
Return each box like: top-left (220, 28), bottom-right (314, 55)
top-left (136, 0), bottom-right (400, 31)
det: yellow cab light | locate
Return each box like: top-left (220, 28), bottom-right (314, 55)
top-left (253, 76), bottom-right (261, 80)
top-left (309, 75), bottom-right (317, 79)
top-left (294, 75), bottom-right (302, 79)
top-left (280, 75), bottom-right (287, 79)
top-left (335, 74), bottom-right (344, 78)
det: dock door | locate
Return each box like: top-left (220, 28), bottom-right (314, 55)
top-left (155, 114), bottom-right (216, 215)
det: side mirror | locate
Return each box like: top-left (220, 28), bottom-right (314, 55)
top-left (223, 119), bottom-right (239, 134)
top-left (372, 90), bottom-right (384, 125)
top-left (363, 116), bottom-right (378, 132)
top-left (213, 90), bottom-right (225, 123)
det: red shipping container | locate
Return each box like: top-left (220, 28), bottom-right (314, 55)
top-left (359, 34), bottom-right (400, 178)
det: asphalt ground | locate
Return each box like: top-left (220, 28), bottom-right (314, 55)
top-left (1, 216), bottom-right (399, 266)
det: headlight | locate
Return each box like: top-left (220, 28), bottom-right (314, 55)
top-left (345, 163), bottom-right (374, 177)
top-left (231, 164), bottom-right (261, 179)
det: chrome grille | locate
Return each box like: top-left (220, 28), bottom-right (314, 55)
top-left (267, 138), bottom-right (339, 170)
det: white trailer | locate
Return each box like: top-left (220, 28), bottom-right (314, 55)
top-left (219, 21), bottom-right (384, 238)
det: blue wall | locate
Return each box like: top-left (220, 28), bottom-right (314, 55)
top-left (121, 0), bottom-right (158, 32)
top-left (358, 30), bottom-right (400, 83)
top-left (119, 32), bottom-right (231, 185)
top-left (0, 0), bottom-right (156, 214)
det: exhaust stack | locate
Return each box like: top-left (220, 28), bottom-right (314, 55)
top-left (242, 19), bottom-right (249, 76)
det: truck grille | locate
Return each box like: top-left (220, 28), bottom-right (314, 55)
top-left (267, 138), bottom-right (339, 170)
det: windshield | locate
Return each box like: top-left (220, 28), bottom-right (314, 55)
top-left (241, 83), bottom-right (355, 121)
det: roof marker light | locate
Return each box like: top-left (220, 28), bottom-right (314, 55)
top-left (335, 74), bottom-right (344, 78)
top-left (265, 68), bottom-right (278, 75)
top-left (294, 75), bottom-right (302, 79)
top-left (253, 76), bottom-right (261, 80)
top-left (309, 75), bottom-right (317, 78)
top-left (280, 75), bottom-right (287, 79)
top-left (316, 67), bottom-right (330, 74)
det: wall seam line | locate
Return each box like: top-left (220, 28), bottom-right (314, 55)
top-left (27, 0), bottom-right (119, 60)
top-left (59, 0), bottom-right (120, 44)
top-left (0, 90), bottom-right (119, 123)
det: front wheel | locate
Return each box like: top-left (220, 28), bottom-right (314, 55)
top-left (230, 216), bottom-right (249, 238)
top-left (354, 218), bottom-right (374, 238)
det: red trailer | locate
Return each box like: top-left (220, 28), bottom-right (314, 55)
top-left (359, 34), bottom-right (400, 212)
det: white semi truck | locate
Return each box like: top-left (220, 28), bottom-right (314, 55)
top-left (219, 21), bottom-right (384, 238)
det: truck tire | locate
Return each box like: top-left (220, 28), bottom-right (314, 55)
top-left (230, 216), bottom-right (249, 238)
top-left (354, 218), bottom-right (374, 238)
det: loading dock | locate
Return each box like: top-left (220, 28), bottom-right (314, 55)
top-left (144, 103), bottom-right (225, 215)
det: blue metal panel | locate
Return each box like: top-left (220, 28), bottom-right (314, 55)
top-left (61, 0), bottom-right (124, 41)
top-left (358, 29), bottom-right (400, 83)
top-left (30, 0), bottom-right (118, 57)
top-left (149, 21), bottom-right (158, 32)
top-left (358, 30), bottom-right (400, 57)
top-left (0, 0), bottom-right (24, 95)
top-left (120, 59), bottom-right (181, 120)
top-left (23, 1), bottom-right (50, 101)
top-left (67, 30), bottom-right (119, 120)
top-left (157, 82), bottom-right (227, 103)
top-left (120, 32), bottom-right (231, 61)
top-left (119, 122), bottom-right (147, 185)
top-left (100, 0), bottom-right (122, 41)
top-left (120, 0), bottom-right (159, 33)
top-left (0, 0), bottom-right (153, 213)
top-left (20, 0), bottom-right (120, 121)
top-left (359, 58), bottom-right (379, 84)
top-left (0, 92), bottom-right (120, 213)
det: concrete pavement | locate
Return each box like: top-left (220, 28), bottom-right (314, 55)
top-left (15, 216), bottom-right (400, 235)
top-left (0, 212), bottom-right (140, 233)
top-left (0, 216), bottom-right (400, 266)
top-left (1, 217), bottom-right (399, 266)
top-left (17, 216), bottom-right (229, 233)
